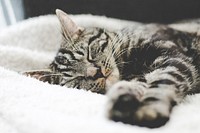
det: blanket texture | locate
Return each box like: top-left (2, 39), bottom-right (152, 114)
top-left (1, 14), bottom-right (200, 133)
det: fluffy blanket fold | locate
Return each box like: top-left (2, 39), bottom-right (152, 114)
top-left (0, 14), bottom-right (200, 133)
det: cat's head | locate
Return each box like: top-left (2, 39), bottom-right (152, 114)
top-left (49, 9), bottom-right (120, 94)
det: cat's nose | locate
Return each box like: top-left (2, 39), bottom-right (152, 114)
top-left (86, 66), bottom-right (104, 79)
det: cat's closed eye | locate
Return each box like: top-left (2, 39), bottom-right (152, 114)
top-left (76, 51), bottom-right (84, 56)
top-left (73, 51), bottom-right (85, 60)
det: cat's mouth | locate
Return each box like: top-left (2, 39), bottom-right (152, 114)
top-left (89, 69), bottom-right (119, 94)
top-left (85, 66), bottom-right (120, 90)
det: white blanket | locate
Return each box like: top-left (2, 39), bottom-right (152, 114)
top-left (0, 14), bottom-right (200, 133)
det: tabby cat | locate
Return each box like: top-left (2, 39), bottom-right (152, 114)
top-left (25, 9), bottom-right (200, 128)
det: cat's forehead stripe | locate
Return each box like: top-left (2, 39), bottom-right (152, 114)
top-left (88, 29), bottom-right (104, 45)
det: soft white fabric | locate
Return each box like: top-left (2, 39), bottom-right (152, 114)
top-left (0, 14), bottom-right (200, 133)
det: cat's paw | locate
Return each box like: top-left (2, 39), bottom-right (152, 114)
top-left (106, 81), bottom-right (146, 124)
top-left (106, 81), bottom-right (175, 128)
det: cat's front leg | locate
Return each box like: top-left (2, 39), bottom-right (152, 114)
top-left (107, 53), bottom-right (198, 128)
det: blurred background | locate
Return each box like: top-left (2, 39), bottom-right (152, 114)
top-left (1, 0), bottom-right (200, 30)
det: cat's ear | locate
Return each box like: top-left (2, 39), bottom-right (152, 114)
top-left (56, 9), bottom-right (84, 40)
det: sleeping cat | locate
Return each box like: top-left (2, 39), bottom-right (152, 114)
top-left (25, 9), bottom-right (200, 128)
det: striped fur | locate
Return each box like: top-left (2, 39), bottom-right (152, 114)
top-left (25, 10), bottom-right (200, 128)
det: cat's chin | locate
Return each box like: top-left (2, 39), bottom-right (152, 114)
top-left (105, 68), bottom-right (120, 90)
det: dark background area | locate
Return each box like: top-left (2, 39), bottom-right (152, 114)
top-left (23, 0), bottom-right (200, 24)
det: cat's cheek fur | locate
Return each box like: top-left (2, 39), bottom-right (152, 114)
top-left (105, 68), bottom-right (120, 90)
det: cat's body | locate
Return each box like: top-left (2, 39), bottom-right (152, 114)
top-left (25, 10), bottom-right (200, 128)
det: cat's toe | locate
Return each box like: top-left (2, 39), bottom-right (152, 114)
top-left (132, 90), bottom-right (177, 128)
top-left (108, 93), bottom-right (140, 124)
top-left (133, 101), bottom-right (171, 128)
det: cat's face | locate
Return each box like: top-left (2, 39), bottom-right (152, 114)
top-left (50, 9), bottom-right (120, 94)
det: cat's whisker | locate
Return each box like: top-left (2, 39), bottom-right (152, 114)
top-left (110, 34), bottom-right (132, 57)
top-left (62, 35), bottom-right (79, 51)
top-left (20, 69), bottom-right (52, 74)
top-left (114, 48), bottom-right (129, 59)
top-left (61, 30), bottom-right (81, 51)
top-left (108, 61), bottom-right (132, 70)
top-left (115, 61), bottom-right (132, 66)
top-left (105, 36), bottom-right (126, 66)
top-left (105, 38), bottom-right (129, 68)
top-left (38, 74), bottom-right (62, 80)
top-left (114, 37), bottom-right (133, 54)
top-left (104, 35), bottom-right (133, 70)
